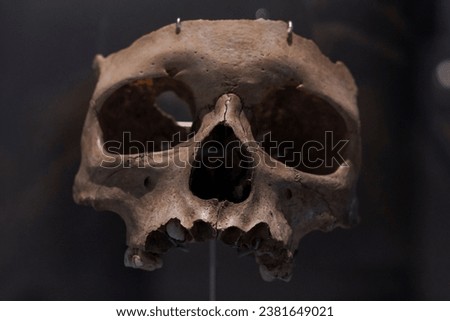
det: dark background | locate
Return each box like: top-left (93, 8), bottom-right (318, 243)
top-left (1, 0), bottom-right (449, 300)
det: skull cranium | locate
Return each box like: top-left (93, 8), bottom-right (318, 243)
top-left (73, 19), bottom-right (360, 281)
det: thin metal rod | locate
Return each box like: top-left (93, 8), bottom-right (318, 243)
top-left (176, 17), bottom-right (181, 34)
top-left (209, 239), bottom-right (216, 301)
top-left (287, 20), bottom-right (293, 44)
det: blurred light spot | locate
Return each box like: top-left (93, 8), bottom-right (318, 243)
top-left (436, 59), bottom-right (450, 88)
top-left (255, 8), bottom-right (270, 20)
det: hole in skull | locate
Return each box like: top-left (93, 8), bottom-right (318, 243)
top-left (189, 124), bottom-right (253, 203)
top-left (143, 176), bottom-right (152, 189)
top-left (219, 223), bottom-right (273, 258)
top-left (248, 86), bottom-right (348, 175)
top-left (219, 227), bottom-right (243, 247)
top-left (190, 220), bottom-right (215, 242)
top-left (145, 230), bottom-right (174, 254)
top-left (155, 91), bottom-right (193, 123)
top-left (98, 78), bottom-right (195, 154)
top-left (241, 223), bottom-right (270, 248)
top-left (165, 219), bottom-right (188, 242)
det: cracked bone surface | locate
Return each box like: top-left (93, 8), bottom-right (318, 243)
top-left (73, 19), bottom-right (361, 281)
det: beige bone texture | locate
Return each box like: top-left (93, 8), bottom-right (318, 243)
top-left (73, 19), bottom-right (361, 281)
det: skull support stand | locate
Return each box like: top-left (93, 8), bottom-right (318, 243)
top-left (209, 240), bottom-right (216, 300)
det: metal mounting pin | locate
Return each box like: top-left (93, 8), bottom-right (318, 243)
top-left (287, 20), bottom-right (293, 44)
top-left (176, 17), bottom-right (181, 34)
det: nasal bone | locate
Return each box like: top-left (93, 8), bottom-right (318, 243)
top-left (214, 93), bottom-right (243, 123)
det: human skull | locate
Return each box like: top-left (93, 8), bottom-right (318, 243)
top-left (73, 19), bottom-right (360, 281)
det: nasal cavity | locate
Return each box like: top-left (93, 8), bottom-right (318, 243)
top-left (190, 124), bottom-right (252, 203)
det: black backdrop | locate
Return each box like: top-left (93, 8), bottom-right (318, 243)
top-left (1, 0), bottom-right (449, 300)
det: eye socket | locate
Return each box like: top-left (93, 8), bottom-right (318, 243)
top-left (248, 87), bottom-right (348, 175)
top-left (98, 78), bottom-right (195, 155)
top-left (155, 91), bottom-right (193, 123)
